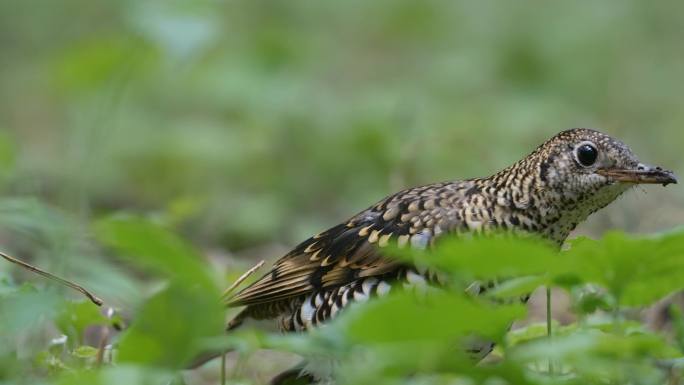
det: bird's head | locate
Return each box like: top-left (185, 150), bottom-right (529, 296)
top-left (491, 128), bottom-right (677, 242)
top-left (525, 128), bottom-right (677, 229)
top-left (536, 128), bottom-right (676, 191)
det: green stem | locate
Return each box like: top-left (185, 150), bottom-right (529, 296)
top-left (613, 295), bottom-right (622, 335)
top-left (221, 351), bottom-right (227, 385)
top-left (547, 286), bottom-right (554, 376)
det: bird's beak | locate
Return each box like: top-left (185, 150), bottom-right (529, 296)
top-left (597, 164), bottom-right (678, 186)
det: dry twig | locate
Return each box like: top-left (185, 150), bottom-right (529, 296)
top-left (221, 260), bottom-right (265, 299)
top-left (0, 250), bottom-right (103, 306)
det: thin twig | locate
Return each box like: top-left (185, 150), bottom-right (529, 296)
top-left (221, 260), bottom-right (265, 299)
top-left (0, 250), bottom-right (103, 306)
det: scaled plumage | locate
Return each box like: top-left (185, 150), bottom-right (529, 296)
top-left (226, 128), bottom-right (676, 333)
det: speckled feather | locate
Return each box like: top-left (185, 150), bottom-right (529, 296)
top-left (226, 128), bottom-right (672, 332)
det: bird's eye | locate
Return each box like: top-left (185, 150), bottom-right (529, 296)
top-left (576, 143), bottom-right (598, 167)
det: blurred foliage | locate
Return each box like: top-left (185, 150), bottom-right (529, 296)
top-left (206, 232), bottom-right (684, 385)
top-left (0, 1), bottom-right (684, 384)
top-left (6, 222), bottom-right (684, 384)
top-left (1, 1), bottom-right (683, 250)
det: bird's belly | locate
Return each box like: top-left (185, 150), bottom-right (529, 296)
top-left (259, 271), bottom-right (529, 333)
top-left (279, 268), bottom-right (439, 332)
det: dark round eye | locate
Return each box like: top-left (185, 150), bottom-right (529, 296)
top-left (576, 143), bottom-right (598, 167)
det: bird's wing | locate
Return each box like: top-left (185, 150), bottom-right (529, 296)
top-left (228, 181), bottom-right (473, 307)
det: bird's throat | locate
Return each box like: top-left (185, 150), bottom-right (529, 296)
top-left (536, 182), bottom-right (632, 244)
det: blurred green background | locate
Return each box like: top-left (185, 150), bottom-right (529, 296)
top-left (1, 1), bottom-right (683, 309)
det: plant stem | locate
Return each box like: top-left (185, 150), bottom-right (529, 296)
top-left (613, 301), bottom-right (622, 335)
top-left (221, 351), bottom-right (227, 385)
top-left (547, 286), bottom-right (554, 376)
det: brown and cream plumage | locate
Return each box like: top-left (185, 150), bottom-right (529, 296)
top-left (225, 128), bottom-right (676, 334)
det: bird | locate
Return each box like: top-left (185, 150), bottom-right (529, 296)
top-left (226, 128), bottom-right (676, 330)
top-left (204, 128), bottom-right (677, 381)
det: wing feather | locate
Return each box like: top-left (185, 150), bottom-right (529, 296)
top-left (228, 181), bottom-right (470, 307)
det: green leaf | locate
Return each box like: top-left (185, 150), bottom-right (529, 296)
top-left (116, 283), bottom-right (224, 369)
top-left (55, 301), bottom-right (108, 344)
top-left (0, 289), bottom-right (60, 334)
top-left (487, 275), bottom-right (548, 299)
top-left (512, 329), bottom-right (677, 382)
top-left (388, 230), bottom-right (684, 310)
top-left (340, 291), bottom-right (526, 345)
top-left (571, 287), bottom-right (613, 315)
top-left (562, 232), bottom-right (684, 306)
top-left (72, 345), bottom-right (99, 359)
top-left (94, 215), bottom-right (225, 369)
top-left (94, 215), bottom-right (215, 290)
top-left (390, 234), bottom-right (559, 281)
top-left (58, 365), bottom-right (174, 385)
top-left (507, 321), bottom-right (560, 347)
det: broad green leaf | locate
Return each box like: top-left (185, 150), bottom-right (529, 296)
top-left (117, 283), bottom-right (224, 369)
top-left (0, 289), bottom-right (60, 334)
top-left (94, 215), bottom-right (215, 290)
top-left (95, 216), bottom-right (224, 369)
top-left (400, 230), bottom-right (684, 308)
top-left (487, 275), bottom-right (548, 299)
top-left (511, 330), bottom-right (676, 383)
top-left (507, 321), bottom-right (559, 347)
top-left (335, 343), bottom-right (541, 385)
top-left (562, 232), bottom-right (684, 306)
top-left (55, 301), bottom-right (108, 345)
top-left (390, 234), bottom-right (559, 280)
top-left (340, 291), bottom-right (526, 344)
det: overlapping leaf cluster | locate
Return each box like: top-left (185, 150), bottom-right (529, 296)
top-left (183, 230), bottom-right (684, 385)
top-left (2, 214), bottom-right (684, 384)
